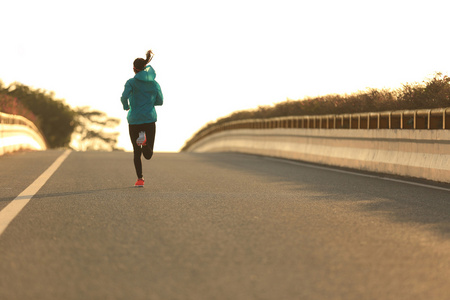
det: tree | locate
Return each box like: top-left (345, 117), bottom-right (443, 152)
top-left (1, 82), bottom-right (121, 150)
top-left (1, 82), bottom-right (76, 148)
top-left (71, 106), bottom-right (121, 151)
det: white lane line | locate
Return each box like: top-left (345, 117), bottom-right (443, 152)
top-left (264, 157), bottom-right (450, 192)
top-left (0, 149), bottom-right (72, 237)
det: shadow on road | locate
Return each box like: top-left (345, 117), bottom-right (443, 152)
top-left (0, 186), bottom-right (137, 203)
top-left (191, 152), bottom-right (450, 239)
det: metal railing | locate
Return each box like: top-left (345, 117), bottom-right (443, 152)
top-left (0, 111), bottom-right (47, 149)
top-left (0, 111), bottom-right (41, 131)
top-left (186, 107), bottom-right (450, 149)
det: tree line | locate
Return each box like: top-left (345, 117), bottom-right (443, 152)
top-left (0, 81), bottom-right (120, 151)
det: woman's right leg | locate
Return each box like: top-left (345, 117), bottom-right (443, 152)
top-left (142, 122), bottom-right (156, 160)
top-left (129, 124), bottom-right (143, 179)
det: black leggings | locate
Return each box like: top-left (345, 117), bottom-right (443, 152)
top-left (129, 122), bottom-right (156, 179)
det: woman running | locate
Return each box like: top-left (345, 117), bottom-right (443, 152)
top-left (121, 50), bottom-right (163, 187)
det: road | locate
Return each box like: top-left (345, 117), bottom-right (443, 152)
top-left (1, 150), bottom-right (450, 300)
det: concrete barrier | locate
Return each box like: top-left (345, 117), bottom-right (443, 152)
top-left (0, 112), bottom-right (47, 156)
top-left (186, 128), bottom-right (450, 184)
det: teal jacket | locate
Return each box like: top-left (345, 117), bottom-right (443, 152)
top-left (121, 65), bottom-right (163, 125)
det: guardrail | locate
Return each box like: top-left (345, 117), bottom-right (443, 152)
top-left (184, 107), bottom-right (450, 183)
top-left (0, 112), bottom-right (47, 155)
top-left (186, 107), bottom-right (450, 149)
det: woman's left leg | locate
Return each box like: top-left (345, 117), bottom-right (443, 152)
top-left (129, 124), bottom-right (144, 179)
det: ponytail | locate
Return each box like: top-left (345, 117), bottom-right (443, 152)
top-left (145, 50), bottom-right (153, 64)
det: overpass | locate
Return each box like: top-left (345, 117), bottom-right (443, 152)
top-left (1, 109), bottom-right (450, 299)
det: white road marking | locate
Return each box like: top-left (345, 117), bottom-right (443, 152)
top-left (0, 149), bottom-right (72, 237)
top-left (264, 157), bottom-right (450, 192)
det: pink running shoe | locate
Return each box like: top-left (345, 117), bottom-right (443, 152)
top-left (136, 131), bottom-right (147, 146)
top-left (135, 178), bottom-right (144, 187)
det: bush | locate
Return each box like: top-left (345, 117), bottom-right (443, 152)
top-left (0, 94), bottom-right (37, 124)
top-left (184, 72), bottom-right (450, 149)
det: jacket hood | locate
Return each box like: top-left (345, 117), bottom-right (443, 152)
top-left (135, 65), bottom-right (156, 82)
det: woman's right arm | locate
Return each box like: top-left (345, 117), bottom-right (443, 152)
top-left (121, 80), bottom-right (132, 110)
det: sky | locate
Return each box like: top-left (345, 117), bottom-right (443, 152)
top-left (1, 0), bottom-right (450, 152)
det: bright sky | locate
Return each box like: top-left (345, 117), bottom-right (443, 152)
top-left (1, 0), bottom-right (449, 152)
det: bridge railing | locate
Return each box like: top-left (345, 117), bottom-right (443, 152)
top-left (0, 112), bottom-right (47, 155)
top-left (0, 111), bottom-right (41, 130)
top-left (184, 107), bottom-right (450, 183)
top-left (187, 107), bottom-right (450, 148)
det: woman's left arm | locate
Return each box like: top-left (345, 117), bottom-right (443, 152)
top-left (154, 81), bottom-right (163, 106)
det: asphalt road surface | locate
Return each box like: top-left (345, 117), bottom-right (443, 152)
top-left (1, 150), bottom-right (450, 300)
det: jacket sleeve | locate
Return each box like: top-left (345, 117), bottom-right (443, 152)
top-left (154, 81), bottom-right (163, 106)
top-left (120, 80), bottom-right (132, 110)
